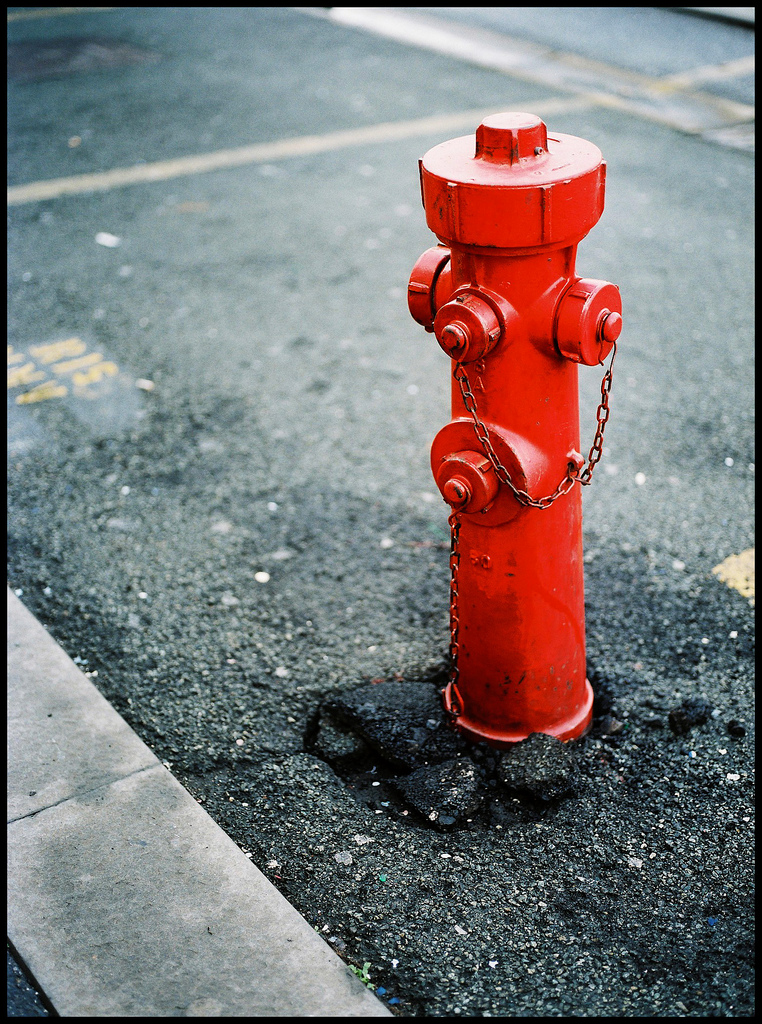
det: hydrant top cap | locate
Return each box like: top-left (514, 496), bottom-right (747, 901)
top-left (422, 112), bottom-right (603, 188)
top-left (420, 111), bottom-right (606, 247)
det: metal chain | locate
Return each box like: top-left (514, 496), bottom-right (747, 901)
top-left (447, 509), bottom-right (463, 718)
top-left (576, 339), bottom-right (618, 485)
top-left (453, 339), bottom-right (617, 508)
top-left (445, 342), bottom-right (617, 710)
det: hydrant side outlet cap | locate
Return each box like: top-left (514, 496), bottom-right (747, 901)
top-left (421, 113), bottom-right (605, 248)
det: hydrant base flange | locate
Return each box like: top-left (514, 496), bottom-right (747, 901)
top-left (443, 678), bottom-right (594, 747)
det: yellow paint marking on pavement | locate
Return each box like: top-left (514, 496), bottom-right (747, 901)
top-left (712, 548), bottom-right (755, 605)
top-left (8, 363), bottom-right (46, 390)
top-left (15, 380), bottom-right (69, 404)
top-left (8, 337), bottom-right (123, 404)
top-left (30, 337), bottom-right (87, 364)
top-left (71, 361), bottom-right (119, 387)
top-left (52, 352), bottom-right (105, 375)
top-left (6, 97), bottom-right (590, 206)
top-left (174, 200), bottom-right (211, 213)
top-left (7, 7), bottom-right (117, 22)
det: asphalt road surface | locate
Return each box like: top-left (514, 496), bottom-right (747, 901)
top-left (8, 6), bottom-right (755, 1018)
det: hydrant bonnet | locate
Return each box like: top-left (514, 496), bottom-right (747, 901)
top-left (420, 112), bottom-right (606, 249)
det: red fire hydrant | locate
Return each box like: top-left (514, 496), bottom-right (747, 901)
top-left (408, 112), bottom-right (622, 747)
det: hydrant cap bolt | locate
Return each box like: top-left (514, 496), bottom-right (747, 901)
top-left (443, 478), bottom-right (471, 508)
top-left (441, 323), bottom-right (468, 354)
top-left (475, 113), bottom-right (548, 164)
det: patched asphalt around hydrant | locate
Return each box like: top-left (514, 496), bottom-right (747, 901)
top-left (314, 676), bottom-right (583, 828)
top-left (7, 6), bottom-right (754, 1018)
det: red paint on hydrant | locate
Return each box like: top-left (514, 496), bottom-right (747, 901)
top-left (408, 112), bottom-right (622, 747)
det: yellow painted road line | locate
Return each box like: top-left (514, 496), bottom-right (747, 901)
top-left (712, 548), bottom-right (755, 605)
top-left (661, 54), bottom-right (755, 89)
top-left (7, 7), bottom-right (118, 22)
top-left (6, 96), bottom-right (590, 206)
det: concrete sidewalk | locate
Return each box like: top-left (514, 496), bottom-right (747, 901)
top-left (7, 587), bottom-right (390, 1017)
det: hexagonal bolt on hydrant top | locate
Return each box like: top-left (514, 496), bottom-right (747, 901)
top-left (408, 112), bottom-right (622, 747)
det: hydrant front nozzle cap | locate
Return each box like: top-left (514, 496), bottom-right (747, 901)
top-left (475, 113), bottom-right (548, 164)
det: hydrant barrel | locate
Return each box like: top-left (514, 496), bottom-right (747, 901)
top-left (410, 112), bottom-right (622, 747)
